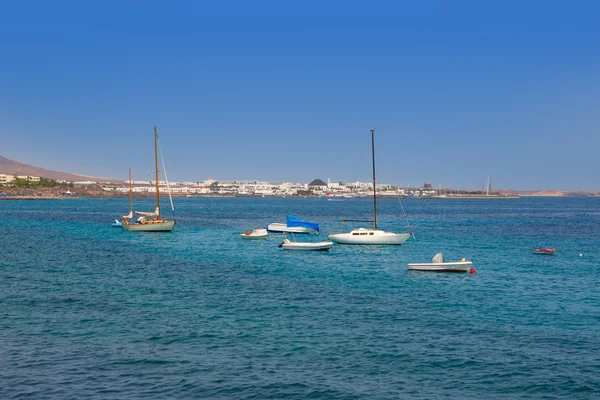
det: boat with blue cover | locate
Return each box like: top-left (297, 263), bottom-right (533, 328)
top-left (267, 215), bottom-right (319, 234)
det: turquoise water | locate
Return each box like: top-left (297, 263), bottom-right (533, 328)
top-left (1, 197), bottom-right (599, 399)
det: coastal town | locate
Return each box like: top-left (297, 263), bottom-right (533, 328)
top-left (1, 172), bottom-right (521, 199)
top-left (102, 178), bottom-right (442, 198)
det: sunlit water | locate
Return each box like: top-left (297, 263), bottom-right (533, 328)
top-left (1, 197), bottom-right (599, 399)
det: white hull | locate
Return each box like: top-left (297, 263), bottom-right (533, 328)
top-left (124, 220), bottom-right (175, 232)
top-left (282, 241), bottom-right (333, 251)
top-left (267, 223), bottom-right (317, 234)
top-left (241, 228), bottom-right (269, 240)
top-left (328, 229), bottom-right (410, 245)
top-left (407, 261), bottom-right (473, 272)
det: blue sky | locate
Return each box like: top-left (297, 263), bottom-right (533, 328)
top-left (1, 1), bottom-right (599, 190)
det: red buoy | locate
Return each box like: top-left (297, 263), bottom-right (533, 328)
top-left (470, 269), bottom-right (476, 274)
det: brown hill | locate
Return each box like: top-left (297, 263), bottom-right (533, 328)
top-left (0, 154), bottom-right (117, 182)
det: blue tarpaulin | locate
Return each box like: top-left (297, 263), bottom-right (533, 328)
top-left (286, 215), bottom-right (319, 231)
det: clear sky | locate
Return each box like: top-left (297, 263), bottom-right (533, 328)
top-left (1, 1), bottom-right (599, 190)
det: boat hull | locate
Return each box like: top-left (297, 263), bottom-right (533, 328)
top-left (407, 261), bottom-right (473, 272)
top-left (267, 223), bottom-right (317, 234)
top-left (241, 229), bottom-right (269, 240)
top-left (123, 220), bottom-right (175, 232)
top-left (532, 249), bottom-right (555, 255)
top-left (241, 234), bottom-right (268, 240)
top-left (282, 241), bottom-right (333, 251)
top-left (328, 229), bottom-right (410, 245)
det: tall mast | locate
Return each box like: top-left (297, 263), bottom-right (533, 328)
top-left (371, 129), bottom-right (377, 230)
top-left (129, 168), bottom-right (132, 215)
top-left (154, 125), bottom-right (160, 218)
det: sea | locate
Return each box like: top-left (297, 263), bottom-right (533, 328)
top-left (1, 197), bottom-right (599, 399)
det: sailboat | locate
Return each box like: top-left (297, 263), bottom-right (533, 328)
top-left (328, 129), bottom-right (411, 245)
top-left (122, 126), bottom-right (176, 232)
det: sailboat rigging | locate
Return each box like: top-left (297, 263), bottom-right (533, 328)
top-left (328, 129), bottom-right (411, 245)
top-left (124, 167), bottom-right (133, 220)
top-left (122, 126), bottom-right (176, 232)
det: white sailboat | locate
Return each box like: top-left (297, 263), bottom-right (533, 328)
top-left (328, 129), bottom-right (411, 245)
top-left (123, 126), bottom-right (176, 232)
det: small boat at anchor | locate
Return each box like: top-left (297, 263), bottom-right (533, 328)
top-left (240, 228), bottom-right (269, 240)
top-left (408, 253), bottom-right (473, 272)
top-left (278, 234), bottom-right (333, 251)
top-left (267, 215), bottom-right (319, 234)
top-left (533, 248), bottom-right (556, 255)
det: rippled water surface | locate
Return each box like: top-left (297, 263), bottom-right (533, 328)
top-left (1, 197), bottom-right (599, 399)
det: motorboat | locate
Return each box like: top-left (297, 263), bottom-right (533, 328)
top-left (533, 248), bottom-right (556, 255)
top-left (408, 253), bottom-right (473, 272)
top-left (267, 215), bottom-right (319, 234)
top-left (279, 238), bottom-right (333, 251)
top-left (328, 129), bottom-right (412, 245)
top-left (240, 228), bottom-right (269, 240)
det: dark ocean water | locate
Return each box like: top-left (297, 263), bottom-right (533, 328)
top-left (1, 197), bottom-right (599, 399)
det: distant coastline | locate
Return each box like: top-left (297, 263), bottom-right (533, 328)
top-left (2, 187), bottom-right (599, 201)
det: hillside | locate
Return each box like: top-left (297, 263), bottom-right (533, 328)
top-left (0, 154), bottom-right (116, 182)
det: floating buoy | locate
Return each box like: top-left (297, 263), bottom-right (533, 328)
top-left (579, 254), bottom-right (583, 257)
top-left (469, 269), bottom-right (476, 274)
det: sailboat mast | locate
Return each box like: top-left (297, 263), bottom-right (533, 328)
top-left (154, 126), bottom-right (160, 218)
top-left (129, 168), bottom-right (132, 215)
top-left (371, 129), bottom-right (377, 230)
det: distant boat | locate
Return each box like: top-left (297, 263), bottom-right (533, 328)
top-left (267, 215), bottom-right (319, 234)
top-left (328, 129), bottom-right (411, 245)
top-left (408, 253), bottom-right (473, 272)
top-left (241, 228), bottom-right (269, 240)
top-left (533, 248), bottom-right (556, 255)
top-left (122, 126), bottom-right (176, 232)
top-left (115, 168), bottom-right (133, 227)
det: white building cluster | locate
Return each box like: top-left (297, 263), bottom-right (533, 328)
top-left (101, 178), bottom-right (438, 198)
top-left (0, 174), bottom-right (41, 185)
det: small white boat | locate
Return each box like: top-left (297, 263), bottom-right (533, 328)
top-left (408, 253), bottom-right (473, 272)
top-left (267, 215), bottom-right (319, 234)
top-left (279, 238), bottom-right (333, 251)
top-left (240, 228), bottom-right (269, 240)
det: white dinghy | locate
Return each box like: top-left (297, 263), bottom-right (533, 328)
top-left (408, 253), bottom-right (473, 272)
top-left (278, 234), bottom-right (333, 251)
top-left (241, 228), bottom-right (269, 240)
